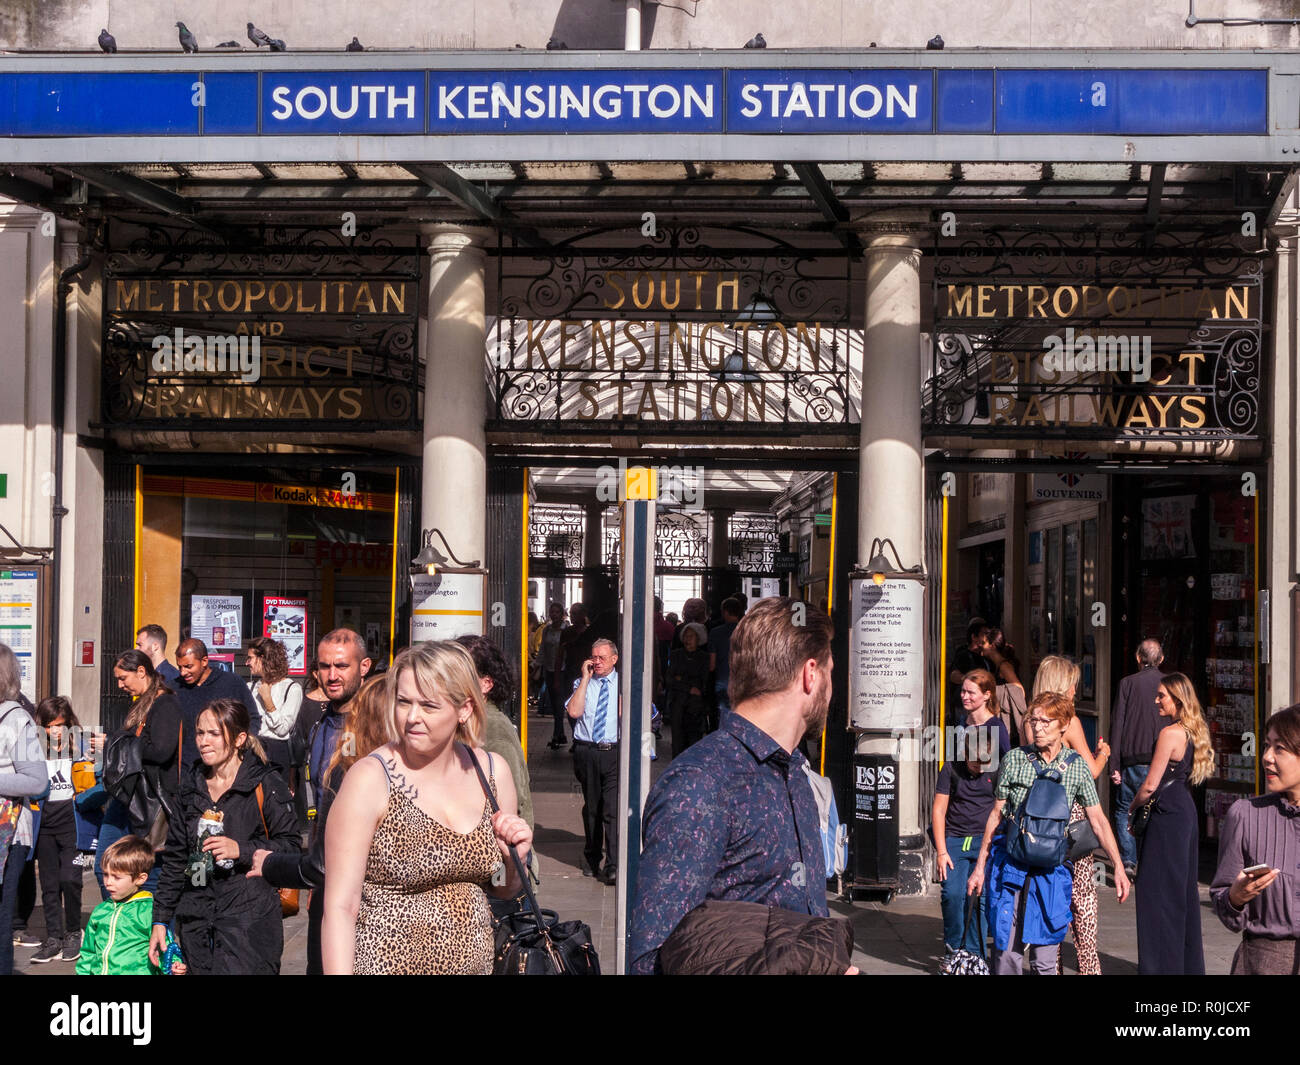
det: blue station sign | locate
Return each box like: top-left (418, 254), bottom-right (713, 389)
top-left (0, 66), bottom-right (1269, 138)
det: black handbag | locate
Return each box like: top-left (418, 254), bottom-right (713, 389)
top-left (101, 728), bottom-right (145, 805)
top-left (1129, 780), bottom-right (1172, 838)
top-left (103, 716), bottom-right (181, 852)
top-left (465, 743), bottom-right (600, 976)
top-left (1066, 816), bottom-right (1100, 861)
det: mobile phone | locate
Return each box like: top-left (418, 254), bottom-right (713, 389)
top-left (1242, 863), bottom-right (1271, 877)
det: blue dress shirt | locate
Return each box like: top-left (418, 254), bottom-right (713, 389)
top-left (571, 669), bottom-right (619, 745)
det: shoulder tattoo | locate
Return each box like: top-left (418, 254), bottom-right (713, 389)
top-left (383, 756), bottom-right (419, 801)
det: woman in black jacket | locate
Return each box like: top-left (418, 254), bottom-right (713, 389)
top-left (149, 698), bottom-right (300, 975)
top-left (249, 676), bottom-right (388, 975)
top-left (96, 650), bottom-right (184, 898)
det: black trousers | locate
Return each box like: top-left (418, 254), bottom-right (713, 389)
top-left (0, 845), bottom-right (30, 975)
top-left (572, 742), bottom-right (619, 874)
top-left (550, 673), bottom-right (569, 745)
top-left (35, 804), bottom-right (81, 940)
top-left (668, 697), bottom-right (708, 760)
top-left (307, 886), bottom-right (324, 976)
top-left (13, 859), bottom-right (35, 931)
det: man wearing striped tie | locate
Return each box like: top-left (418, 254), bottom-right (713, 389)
top-left (567, 638), bottom-right (621, 885)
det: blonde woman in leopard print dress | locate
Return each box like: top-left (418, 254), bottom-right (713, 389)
top-left (322, 642), bottom-right (532, 975)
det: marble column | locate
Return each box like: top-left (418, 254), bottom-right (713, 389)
top-left (854, 212), bottom-right (929, 879)
top-left (420, 224), bottom-right (490, 566)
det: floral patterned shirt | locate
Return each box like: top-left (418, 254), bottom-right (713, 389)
top-left (629, 713), bottom-right (827, 974)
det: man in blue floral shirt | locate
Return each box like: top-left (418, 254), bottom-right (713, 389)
top-left (629, 597), bottom-right (834, 974)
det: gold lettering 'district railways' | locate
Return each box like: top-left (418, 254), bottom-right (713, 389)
top-left (111, 279), bottom-right (412, 316)
top-left (983, 350), bottom-right (1212, 430)
top-left (137, 384), bottom-right (365, 420)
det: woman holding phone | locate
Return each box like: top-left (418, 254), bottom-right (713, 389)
top-left (1210, 703), bottom-right (1300, 974)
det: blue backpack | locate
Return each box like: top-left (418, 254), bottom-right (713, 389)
top-left (1006, 749), bottom-right (1077, 870)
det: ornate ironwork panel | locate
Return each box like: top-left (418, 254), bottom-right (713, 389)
top-left (102, 221), bottom-right (421, 432)
top-left (529, 504), bottom-right (585, 572)
top-left (490, 226), bottom-right (857, 433)
top-left (925, 228), bottom-right (1266, 443)
top-left (728, 513), bottom-right (778, 573)
top-left (603, 506), bottom-right (711, 571)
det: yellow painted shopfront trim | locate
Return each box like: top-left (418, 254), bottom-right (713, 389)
top-left (132, 465), bottom-right (143, 635)
top-left (389, 466), bottom-right (400, 667)
top-left (521, 468), bottom-right (531, 760)
top-left (939, 491), bottom-right (950, 769)
top-left (819, 473), bottom-right (838, 777)
top-left (1254, 490), bottom-right (1260, 793)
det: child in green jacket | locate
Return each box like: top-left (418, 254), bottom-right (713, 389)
top-left (77, 836), bottom-right (186, 975)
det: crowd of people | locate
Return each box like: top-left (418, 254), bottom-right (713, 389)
top-left (938, 626), bottom-right (1298, 976)
top-left (1, 600), bottom-right (1298, 975)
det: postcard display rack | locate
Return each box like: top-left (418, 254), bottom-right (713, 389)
top-left (1202, 489), bottom-right (1256, 839)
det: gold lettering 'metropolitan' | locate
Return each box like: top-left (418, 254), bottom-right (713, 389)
top-left (944, 283), bottom-right (1253, 320)
top-left (112, 278), bottom-right (413, 316)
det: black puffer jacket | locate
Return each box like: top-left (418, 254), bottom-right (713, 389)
top-left (152, 755), bottom-right (300, 975)
top-left (658, 900), bottom-right (855, 975)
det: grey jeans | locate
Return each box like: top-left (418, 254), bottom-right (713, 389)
top-left (991, 880), bottom-right (1060, 975)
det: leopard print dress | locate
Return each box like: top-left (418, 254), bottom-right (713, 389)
top-left (353, 752), bottom-right (501, 975)
top-left (1063, 800), bottom-right (1101, 975)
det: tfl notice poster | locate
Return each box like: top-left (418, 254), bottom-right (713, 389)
top-left (849, 577), bottom-right (925, 731)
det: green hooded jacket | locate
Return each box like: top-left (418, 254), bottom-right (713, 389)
top-left (76, 890), bottom-right (159, 976)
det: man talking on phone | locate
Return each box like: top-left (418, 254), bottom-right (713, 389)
top-left (567, 639), bottom-right (621, 885)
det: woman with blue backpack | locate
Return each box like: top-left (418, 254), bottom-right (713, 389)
top-left (966, 690), bottom-right (1131, 975)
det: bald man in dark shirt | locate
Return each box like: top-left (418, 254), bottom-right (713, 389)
top-left (173, 638), bottom-right (261, 771)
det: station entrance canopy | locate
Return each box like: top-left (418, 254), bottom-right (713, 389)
top-left (0, 50), bottom-right (1296, 163)
top-left (0, 49), bottom-right (1292, 461)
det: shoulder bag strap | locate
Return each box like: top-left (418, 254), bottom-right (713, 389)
top-left (462, 742), bottom-right (548, 935)
top-left (254, 781), bottom-right (269, 838)
top-left (367, 751), bottom-right (392, 792)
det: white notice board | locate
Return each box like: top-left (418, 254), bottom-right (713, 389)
top-left (0, 569), bottom-right (39, 702)
top-left (192, 595), bottom-right (244, 650)
top-left (411, 571), bottom-right (486, 642)
top-left (849, 576), bottom-right (926, 731)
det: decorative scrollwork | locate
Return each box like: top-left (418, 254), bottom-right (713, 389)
top-left (728, 514), bottom-right (778, 572)
top-left (1213, 330), bottom-right (1260, 436)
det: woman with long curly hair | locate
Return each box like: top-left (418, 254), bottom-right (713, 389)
top-left (1032, 655), bottom-right (1110, 974)
top-left (1129, 671), bottom-right (1213, 974)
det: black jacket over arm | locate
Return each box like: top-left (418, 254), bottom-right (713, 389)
top-left (262, 764), bottom-right (342, 891)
